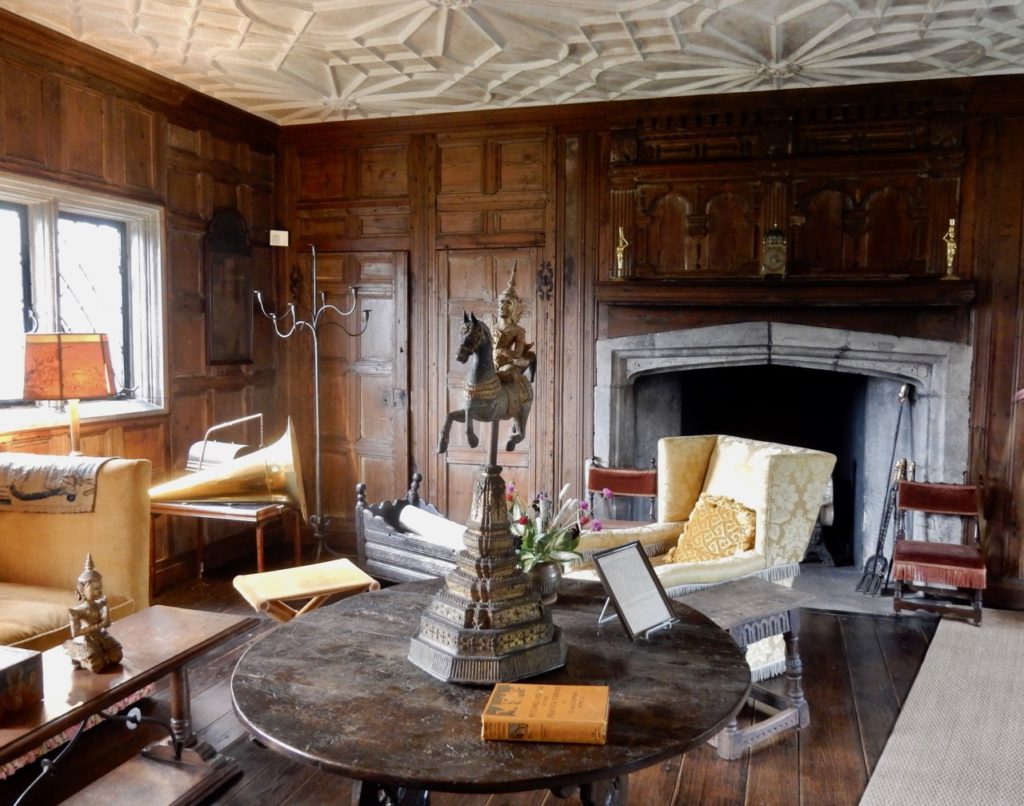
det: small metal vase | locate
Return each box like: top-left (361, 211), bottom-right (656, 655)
top-left (528, 561), bottom-right (561, 605)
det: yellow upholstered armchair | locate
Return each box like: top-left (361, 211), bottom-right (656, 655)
top-left (572, 434), bottom-right (836, 679)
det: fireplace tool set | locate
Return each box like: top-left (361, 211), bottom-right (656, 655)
top-left (857, 383), bottom-right (913, 595)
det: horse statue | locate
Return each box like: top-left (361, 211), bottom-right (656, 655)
top-left (438, 311), bottom-right (533, 455)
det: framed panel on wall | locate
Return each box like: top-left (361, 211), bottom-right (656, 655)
top-left (205, 207), bottom-right (253, 364)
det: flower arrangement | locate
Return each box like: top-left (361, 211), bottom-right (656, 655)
top-left (506, 482), bottom-right (604, 572)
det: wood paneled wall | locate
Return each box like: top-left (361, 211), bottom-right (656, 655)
top-left (283, 78), bottom-right (1024, 580)
top-left (3, 10), bottom-right (1024, 583)
top-left (0, 12), bottom-right (281, 592)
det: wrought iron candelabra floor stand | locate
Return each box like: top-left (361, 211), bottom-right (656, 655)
top-left (255, 244), bottom-right (368, 561)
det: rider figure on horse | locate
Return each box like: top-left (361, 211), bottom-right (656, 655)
top-left (493, 266), bottom-right (536, 384)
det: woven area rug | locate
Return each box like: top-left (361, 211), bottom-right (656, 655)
top-left (861, 609), bottom-right (1024, 805)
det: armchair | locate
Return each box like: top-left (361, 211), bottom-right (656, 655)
top-left (572, 434), bottom-right (836, 679)
top-left (584, 457), bottom-right (657, 526)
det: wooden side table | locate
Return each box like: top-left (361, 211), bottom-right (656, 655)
top-left (150, 501), bottom-right (302, 588)
top-left (1, 606), bottom-right (258, 803)
top-left (678, 576), bottom-right (815, 760)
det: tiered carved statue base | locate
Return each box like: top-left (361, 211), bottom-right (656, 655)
top-left (408, 464), bottom-right (567, 683)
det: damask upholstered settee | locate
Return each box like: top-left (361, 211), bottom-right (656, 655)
top-left (0, 454), bottom-right (151, 650)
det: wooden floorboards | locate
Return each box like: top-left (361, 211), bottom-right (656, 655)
top-left (0, 557), bottom-right (939, 806)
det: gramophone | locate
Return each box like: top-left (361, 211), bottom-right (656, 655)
top-left (150, 416), bottom-right (308, 522)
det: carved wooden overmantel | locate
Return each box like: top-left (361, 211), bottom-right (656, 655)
top-left (607, 97), bottom-right (968, 299)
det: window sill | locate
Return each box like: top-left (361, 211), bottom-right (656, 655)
top-left (0, 399), bottom-right (165, 437)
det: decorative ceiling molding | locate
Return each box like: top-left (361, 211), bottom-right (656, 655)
top-left (1, 1), bottom-right (1022, 125)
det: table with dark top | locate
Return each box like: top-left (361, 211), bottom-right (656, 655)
top-left (2, 605), bottom-right (259, 804)
top-left (231, 579), bottom-right (752, 805)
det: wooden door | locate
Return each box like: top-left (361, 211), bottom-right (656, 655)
top-left (315, 251), bottom-right (409, 536)
top-left (430, 247), bottom-right (553, 523)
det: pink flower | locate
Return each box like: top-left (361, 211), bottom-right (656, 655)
top-left (601, 487), bottom-right (614, 499)
top-left (580, 514), bottom-right (591, 526)
top-left (591, 519), bottom-right (603, 532)
top-left (579, 500), bottom-right (589, 511)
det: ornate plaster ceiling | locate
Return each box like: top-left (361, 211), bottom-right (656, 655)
top-left (2, 1), bottom-right (1023, 125)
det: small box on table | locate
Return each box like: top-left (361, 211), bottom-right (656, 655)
top-left (481, 683), bottom-right (609, 745)
top-left (0, 645), bottom-right (43, 721)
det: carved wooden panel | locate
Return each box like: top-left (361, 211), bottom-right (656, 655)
top-left (360, 145), bottom-right (408, 198)
top-left (122, 422), bottom-right (166, 477)
top-left (296, 205), bottom-right (411, 246)
top-left (120, 102), bottom-right (157, 193)
top-left (212, 179), bottom-right (239, 213)
top-left (250, 186), bottom-right (273, 235)
top-left (168, 393), bottom-right (206, 476)
top-left (211, 134), bottom-right (240, 165)
top-left (169, 229), bottom-right (204, 295)
top-left (298, 150), bottom-right (346, 200)
top-left (495, 207), bottom-right (546, 233)
top-left (60, 82), bottom-right (108, 180)
top-left (167, 123), bottom-right (201, 155)
top-left (438, 211), bottom-right (485, 235)
top-left (497, 138), bottom-right (546, 192)
top-left (609, 99), bottom-right (964, 280)
top-left (296, 143), bottom-right (409, 203)
top-left (252, 150), bottom-right (275, 183)
top-left (438, 131), bottom-right (547, 198)
top-left (168, 310), bottom-right (206, 376)
top-left (439, 142), bottom-right (485, 195)
top-left (436, 206), bottom-right (546, 242)
top-left (0, 62), bottom-right (53, 167)
top-left (634, 181), bottom-right (763, 276)
top-left (168, 167), bottom-right (203, 217)
top-left (790, 174), bottom-right (930, 275)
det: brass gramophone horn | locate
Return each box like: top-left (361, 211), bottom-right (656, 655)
top-left (149, 417), bottom-right (308, 522)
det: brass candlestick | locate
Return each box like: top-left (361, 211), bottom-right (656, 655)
top-left (613, 226), bottom-right (628, 280)
top-left (942, 218), bottom-right (958, 279)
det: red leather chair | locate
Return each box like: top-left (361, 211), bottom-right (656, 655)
top-left (891, 480), bottom-right (986, 625)
top-left (584, 458), bottom-right (657, 528)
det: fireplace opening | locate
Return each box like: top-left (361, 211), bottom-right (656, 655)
top-left (594, 323), bottom-right (972, 569)
top-left (633, 365), bottom-right (870, 567)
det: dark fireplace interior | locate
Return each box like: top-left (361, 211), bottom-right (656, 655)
top-left (633, 365), bottom-right (869, 567)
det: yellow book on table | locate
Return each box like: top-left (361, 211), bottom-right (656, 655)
top-left (481, 683), bottom-right (609, 745)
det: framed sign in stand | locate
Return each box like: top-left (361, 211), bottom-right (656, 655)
top-left (592, 541), bottom-right (678, 641)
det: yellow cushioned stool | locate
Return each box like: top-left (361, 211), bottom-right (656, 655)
top-left (233, 559), bottom-right (380, 623)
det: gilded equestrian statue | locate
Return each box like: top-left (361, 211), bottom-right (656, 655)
top-left (437, 311), bottom-right (533, 455)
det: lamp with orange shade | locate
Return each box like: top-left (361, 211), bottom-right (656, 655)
top-left (23, 333), bottom-right (117, 456)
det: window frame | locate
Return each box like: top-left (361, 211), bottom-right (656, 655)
top-left (0, 170), bottom-right (167, 433)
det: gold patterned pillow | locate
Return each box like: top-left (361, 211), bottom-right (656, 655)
top-left (671, 494), bottom-right (756, 563)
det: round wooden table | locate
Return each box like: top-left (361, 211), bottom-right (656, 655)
top-left (231, 579), bottom-right (751, 805)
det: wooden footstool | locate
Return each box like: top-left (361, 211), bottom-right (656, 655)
top-left (233, 559), bottom-right (380, 622)
top-left (679, 576), bottom-right (814, 759)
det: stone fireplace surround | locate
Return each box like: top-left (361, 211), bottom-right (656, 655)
top-left (593, 322), bottom-right (973, 567)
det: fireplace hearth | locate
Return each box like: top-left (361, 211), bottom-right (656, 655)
top-left (593, 322), bottom-right (972, 567)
